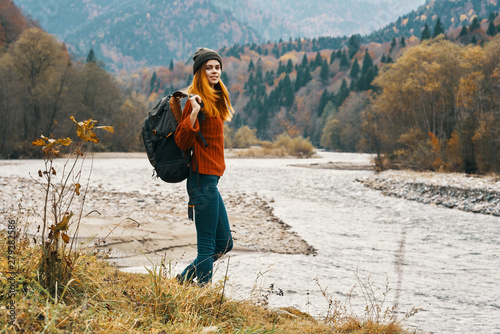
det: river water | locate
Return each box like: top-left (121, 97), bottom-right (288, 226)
top-left (1, 152), bottom-right (499, 333)
top-left (220, 153), bottom-right (500, 334)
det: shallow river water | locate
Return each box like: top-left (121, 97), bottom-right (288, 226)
top-left (1, 152), bottom-right (499, 333)
top-left (221, 153), bottom-right (500, 334)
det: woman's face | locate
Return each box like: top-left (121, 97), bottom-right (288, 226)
top-left (205, 59), bottom-right (221, 87)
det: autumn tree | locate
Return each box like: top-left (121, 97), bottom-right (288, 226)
top-left (3, 28), bottom-right (70, 141)
top-left (370, 35), bottom-right (500, 173)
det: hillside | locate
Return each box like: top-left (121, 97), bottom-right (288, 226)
top-left (369, 0), bottom-right (500, 41)
top-left (0, 0), bottom-right (35, 47)
top-left (13, 0), bottom-right (424, 69)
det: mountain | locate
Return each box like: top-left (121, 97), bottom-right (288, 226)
top-left (369, 0), bottom-right (500, 42)
top-left (127, 0), bottom-right (500, 149)
top-left (212, 0), bottom-right (425, 40)
top-left (12, 0), bottom-right (424, 70)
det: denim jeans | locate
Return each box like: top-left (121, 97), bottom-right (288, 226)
top-left (179, 173), bottom-right (233, 284)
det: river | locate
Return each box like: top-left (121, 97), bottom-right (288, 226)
top-left (1, 152), bottom-right (499, 333)
top-left (220, 152), bottom-right (500, 334)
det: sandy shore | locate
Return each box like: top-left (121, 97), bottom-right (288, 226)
top-left (0, 154), bottom-right (316, 269)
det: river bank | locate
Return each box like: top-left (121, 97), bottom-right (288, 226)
top-left (358, 170), bottom-right (500, 216)
top-left (0, 153), bottom-right (315, 270)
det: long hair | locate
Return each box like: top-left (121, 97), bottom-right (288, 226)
top-left (188, 62), bottom-right (233, 121)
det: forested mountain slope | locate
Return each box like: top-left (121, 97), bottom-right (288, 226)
top-left (13, 0), bottom-right (423, 69)
top-left (369, 0), bottom-right (500, 41)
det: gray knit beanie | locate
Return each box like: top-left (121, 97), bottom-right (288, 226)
top-left (192, 48), bottom-right (222, 74)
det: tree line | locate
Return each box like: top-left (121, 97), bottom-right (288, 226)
top-left (0, 28), bottom-right (147, 158)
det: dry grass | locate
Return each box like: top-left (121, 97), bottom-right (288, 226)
top-left (234, 133), bottom-right (315, 158)
top-left (0, 232), bottom-right (419, 333)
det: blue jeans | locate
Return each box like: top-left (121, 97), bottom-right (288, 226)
top-left (179, 173), bottom-right (233, 284)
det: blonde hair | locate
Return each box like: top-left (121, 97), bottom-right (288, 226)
top-left (188, 62), bottom-right (233, 121)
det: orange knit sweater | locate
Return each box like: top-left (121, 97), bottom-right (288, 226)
top-left (174, 100), bottom-right (226, 176)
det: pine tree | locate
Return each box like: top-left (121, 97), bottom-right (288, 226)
top-left (317, 89), bottom-right (329, 115)
top-left (469, 17), bottom-right (481, 32)
top-left (487, 20), bottom-right (497, 36)
top-left (86, 48), bottom-right (96, 63)
top-left (432, 17), bottom-right (445, 38)
top-left (471, 35), bottom-right (478, 45)
top-left (221, 71), bottom-right (229, 86)
top-left (248, 59), bottom-right (255, 72)
top-left (400, 36), bottom-right (406, 47)
top-left (459, 25), bottom-right (468, 37)
top-left (301, 54), bottom-right (308, 68)
top-left (361, 51), bottom-right (373, 76)
top-left (296, 38), bottom-right (302, 51)
top-left (282, 74), bottom-right (294, 107)
top-left (265, 70), bottom-right (274, 86)
top-left (150, 71), bottom-right (157, 93)
top-left (272, 44), bottom-right (280, 58)
top-left (286, 59), bottom-right (293, 73)
top-left (350, 59), bottom-right (360, 78)
top-left (488, 12), bottom-right (498, 22)
top-left (421, 24), bottom-right (432, 40)
top-left (348, 34), bottom-right (361, 59)
top-left (340, 51), bottom-right (350, 69)
top-left (329, 50), bottom-right (336, 64)
top-left (320, 59), bottom-right (329, 84)
top-left (169, 59), bottom-right (174, 71)
top-left (421, 23), bottom-right (431, 40)
top-left (336, 79), bottom-right (349, 107)
top-left (277, 60), bottom-right (285, 75)
top-left (390, 37), bottom-right (397, 51)
top-left (314, 51), bottom-right (322, 68)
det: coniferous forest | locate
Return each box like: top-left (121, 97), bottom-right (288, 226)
top-left (2, 0), bottom-right (500, 174)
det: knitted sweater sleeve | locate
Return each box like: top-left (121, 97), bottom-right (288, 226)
top-left (174, 100), bottom-right (200, 150)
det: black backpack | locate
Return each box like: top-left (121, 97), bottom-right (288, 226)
top-left (141, 91), bottom-right (192, 183)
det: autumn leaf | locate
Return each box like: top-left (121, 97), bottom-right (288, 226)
top-left (75, 183), bottom-right (81, 196)
top-left (57, 212), bottom-right (73, 231)
top-left (70, 116), bottom-right (99, 143)
top-left (61, 232), bottom-right (70, 244)
top-left (96, 126), bottom-right (114, 133)
top-left (32, 138), bottom-right (46, 146)
top-left (38, 170), bottom-right (43, 177)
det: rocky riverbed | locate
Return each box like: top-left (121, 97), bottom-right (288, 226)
top-left (0, 155), bottom-right (316, 269)
top-left (358, 170), bottom-right (500, 216)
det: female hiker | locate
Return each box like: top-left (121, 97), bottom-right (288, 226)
top-left (174, 48), bottom-right (234, 285)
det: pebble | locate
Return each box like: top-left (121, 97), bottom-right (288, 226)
top-left (359, 170), bottom-right (500, 216)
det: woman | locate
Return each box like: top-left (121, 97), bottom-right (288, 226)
top-left (175, 48), bottom-right (234, 285)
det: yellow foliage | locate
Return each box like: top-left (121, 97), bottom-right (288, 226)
top-left (460, 14), bottom-right (468, 22)
top-left (70, 116), bottom-right (114, 143)
top-left (420, 15), bottom-right (427, 21)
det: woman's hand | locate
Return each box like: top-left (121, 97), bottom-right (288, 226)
top-left (189, 95), bottom-right (202, 128)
